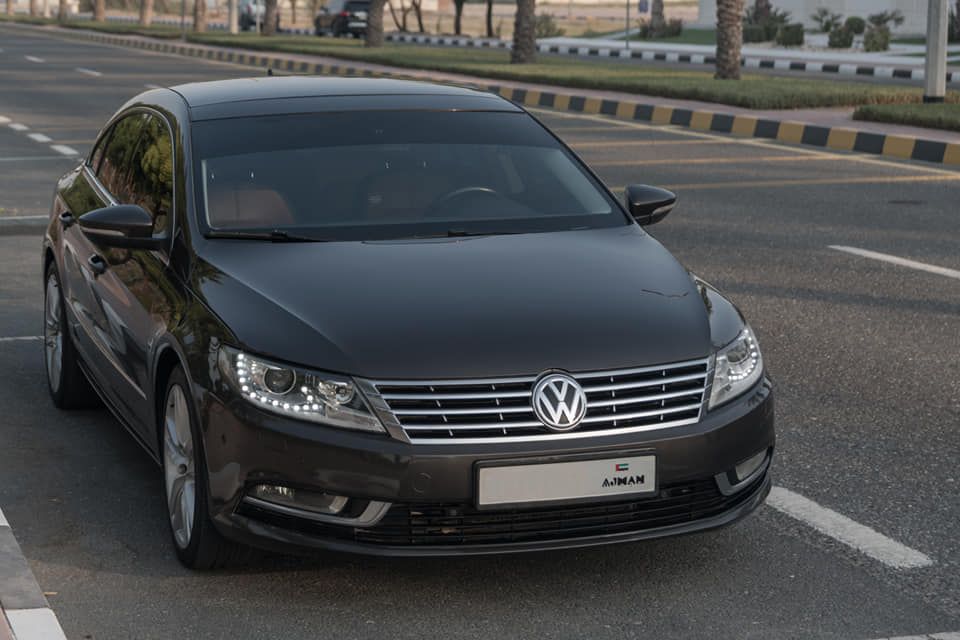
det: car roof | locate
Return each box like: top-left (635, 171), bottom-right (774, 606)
top-left (168, 77), bottom-right (521, 121)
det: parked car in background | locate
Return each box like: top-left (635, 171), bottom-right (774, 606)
top-left (239, 0), bottom-right (279, 31)
top-left (314, 0), bottom-right (368, 37)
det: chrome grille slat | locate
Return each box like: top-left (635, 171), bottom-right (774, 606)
top-left (368, 357), bottom-right (710, 443)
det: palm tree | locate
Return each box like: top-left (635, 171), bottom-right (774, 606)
top-left (453, 0), bottom-right (465, 35)
top-left (140, 0), bottom-right (154, 26)
top-left (715, 0), bottom-right (744, 79)
top-left (650, 0), bottom-right (665, 34)
top-left (194, 0), bottom-right (207, 31)
top-left (511, 0), bottom-right (535, 63)
top-left (365, 0), bottom-right (385, 46)
top-left (753, 0), bottom-right (770, 22)
top-left (94, 0), bottom-right (105, 21)
top-left (485, 0), bottom-right (494, 37)
top-left (262, 0), bottom-right (277, 36)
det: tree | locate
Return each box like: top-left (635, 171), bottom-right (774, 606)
top-left (58, 0), bottom-right (68, 21)
top-left (485, 0), bottom-right (494, 37)
top-left (452, 0), bottom-right (464, 34)
top-left (753, 0), bottom-right (770, 22)
top-left (140, 0), bottom-right (153, 26)
top-left (366, 0), bottom-right (386, 46)
top-left (650, 0), bottom-right (665, 33)
top-left (93, 0), bottom-right (105, 21)
top-left (290, 0), bottom-right (296, 27)
top-left (29, 0), bottom-right (38, 16)
top-left (194, 0), bottom-right (207, 31)
top-left (6, 0), bottom-right (14, 15)
top-left (511, 0), bottom-right (535, 63)
top-left (715, 0), bottom-right (744, 79)
top-left (262, 0), bottom-right (277, 36)
top-left (410, 0), bottom-right (423, 32)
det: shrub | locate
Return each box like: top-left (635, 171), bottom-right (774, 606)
top-left (867, 10), bottom-right (904, 30)
top-left (864, 25), bottom-right (890, 52)
top-left (828, 26), bottom-right (854, 48)
top-left (844, 16), bottom-right (866, 35)
top-left (810, 7), bottom-right (842, 33)
top-left (534, 13), bottom-right (565, 38)
top-left (636, 16), bottom-right (682, 39)
top-left (743, 23), bottom-right (770, 42)
top-left (776, 22), bottom-right (804, 46)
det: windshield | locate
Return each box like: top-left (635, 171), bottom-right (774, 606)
top-left (192, 110), bottom-right (626, 241)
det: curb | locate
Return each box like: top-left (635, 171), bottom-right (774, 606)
top-left (0, 508), bottom-right (67, 640)
top-left (11, 24), bottom-right (960, 167)
top-left (385, 32), bottom-right (960, 85)
top-left (0, 217), bottom-right (47, 237)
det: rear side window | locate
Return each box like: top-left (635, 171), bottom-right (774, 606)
top-left (96, 114), bottom-right (145, 203)
top-left (126, 114), bottom-right (174, 236)
top-left (345, 2), bottom-right (369, 10)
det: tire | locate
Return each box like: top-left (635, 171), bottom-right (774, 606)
top-left (162, 366), bottom-right (250, 569)
top-left (44, 263), bottom-right (98, 409)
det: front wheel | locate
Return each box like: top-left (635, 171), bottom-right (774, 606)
top-left (162, 366), bottom-right (249, 569)
top-left (44, 264), bottom-right (97, 409)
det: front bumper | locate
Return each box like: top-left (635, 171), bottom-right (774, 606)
top-left (200, 377), bottom-right (774, 556)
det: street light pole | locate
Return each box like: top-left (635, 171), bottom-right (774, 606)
top-left (180, 0), bottom-right (187, 39)
top-left (625, 0), bottom-right (630, 50)
top-left (923, 0), bottom-right (949, 102)
top-left (228, 0), bottom-right (238, 33)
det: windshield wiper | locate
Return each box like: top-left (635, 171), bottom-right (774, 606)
top-left (204, 230), bottom-right (329, 243)
top-left (413, 229), bottom-right (524, 239)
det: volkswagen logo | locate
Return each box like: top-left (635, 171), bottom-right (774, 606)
top-left (532, 373), bottom-right (587, 431)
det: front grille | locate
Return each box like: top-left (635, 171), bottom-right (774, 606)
top-left (369, 358), bottom-right (710, 443)
top-left (238, 475), bottom-right (763, 548)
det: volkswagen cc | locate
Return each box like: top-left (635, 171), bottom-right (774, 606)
top-left (41, 77), bottom-right (774, 569)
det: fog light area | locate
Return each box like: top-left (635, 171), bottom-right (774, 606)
top-left (251, 484), bottom-right (349, 515)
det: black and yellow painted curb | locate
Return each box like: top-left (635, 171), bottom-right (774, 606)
top-left (69, 30), bottom-right (960, 167)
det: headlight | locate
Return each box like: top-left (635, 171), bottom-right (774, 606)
top-left (217, 346), bottom-right (385, 433)
top-left (708, 325), bottom-right (763, 409)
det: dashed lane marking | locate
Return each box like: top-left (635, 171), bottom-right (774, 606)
top-left (26, 133), bottom-right (52, 143)
top-left (0, 336), bottom-right (43, 342)
top-left (0, 116), bottom-right (9, 124)
top-left (589, 154), bottom-right (849, 167)
top-left (829, 246), bottom-right (960, 281)
top-left (8, 123), bottom-right (28, 132)
top-left (633, 174), bottom-right (960, 191)
top-left (767, 486), bottom-right (933, 570)
top-left (23, 55), bottom-right (44, 63)
top-left (75, 67), bottom-right (102, 77)
top-left (869, 634), bottom-right (960, 640)
top-left (0, 155), bottom-right (76, 162)
top-left (50, 144), bottom-right (78, 156)
top-left (144, 83), bottom-right (163, 89)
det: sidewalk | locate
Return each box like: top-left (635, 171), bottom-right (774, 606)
top-left (9, 22), bottom-right (960, 164)
top-left (0, 507), bottom-right (67, 640)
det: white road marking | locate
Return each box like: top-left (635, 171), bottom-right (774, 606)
top-left (144, 83), bottom-right (163, 89)
top-left (0, 115), bottom-right (10, 124)
top-left (9, 123), bottom-right (29, 131)
top-left (870, 633), bottom-right (960, 640)
top-left (5, 608), bottom-right (68, 640)
top-left (0, 336), bottom-right (44, 342)
top-left (75, 67), bottom-right (102, 77)
top-left (24, 55), bottom-right (45, 63)
top-left (767, 486), bottom-right (933, 570)
top-left (27, 133), bottom-right (52, 143)
top-left (0, 505), bottom-right (7, 527)
top-left (829, 246), bottom-right (960, 281)
top-left (50, 144), bottom-right (79, 156)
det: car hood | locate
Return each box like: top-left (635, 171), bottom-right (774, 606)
top-left (193, 225), bottom-right (711, 379)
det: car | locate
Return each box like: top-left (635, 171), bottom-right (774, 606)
top-left (42, 77), bottom-right (774, 569)
top-left (314, 0), bottom-right (368, 37)
top-left (238, 0), bottom-right (278, 32)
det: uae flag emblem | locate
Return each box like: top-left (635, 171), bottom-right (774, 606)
top-left (615, 463), bottom-right (629, 472)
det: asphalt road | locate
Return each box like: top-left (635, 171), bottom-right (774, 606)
top-left (1, 25), bottom-right (959, 640)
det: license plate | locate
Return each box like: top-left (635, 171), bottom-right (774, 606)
top-left (477, 455), bottom-right (656, 507)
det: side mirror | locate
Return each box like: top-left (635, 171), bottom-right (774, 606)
top-left (624, 184), bottom-right (677, 226)
top-left (78, 205), bottom-right (166, 250)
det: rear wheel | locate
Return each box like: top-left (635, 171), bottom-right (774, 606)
top-left (44, 264), bottom-right (97, 409)
top-left (162, 367), bottom-right (249, 569)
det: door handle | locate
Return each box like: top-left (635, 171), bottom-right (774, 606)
top-left (87, 254), bottom-right (107, 276)
top-left (58, 211), bottom-right (75, 228)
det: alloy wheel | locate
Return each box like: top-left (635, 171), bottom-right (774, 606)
top-left (44, 275), bottom-right (63, 394)
top-left (163, 385), bottom-right (196, 550)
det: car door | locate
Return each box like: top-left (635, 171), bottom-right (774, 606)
top-left (57, 113), bottom-right (143, 415)
top-left (84, 111), bottom-right (180, 440)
